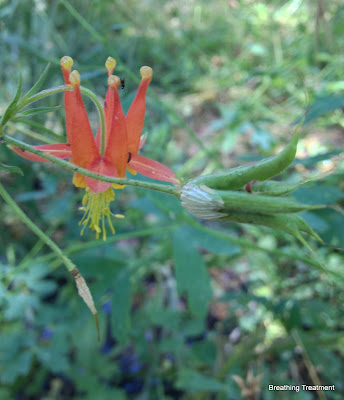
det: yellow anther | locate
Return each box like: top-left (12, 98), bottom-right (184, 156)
top-left (79, 187), bottom-right (120, 240)
top-left (115, 214), bottom-right (125, 219)
top-left (60, 56), bottom-right (74, 70)
top-left (140, 66), bottom-right (153, 80)
top-left (69, 70), bottom-right (81, 86)
top-left (105, 57), bottom-right (116, 73)
top-left (112, 183), bottom-right (125, 189)
top-left (108, 75), bottom-right (120, 88)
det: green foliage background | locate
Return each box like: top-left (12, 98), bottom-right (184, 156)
top-left (0, 0), bottom-right (344, 399)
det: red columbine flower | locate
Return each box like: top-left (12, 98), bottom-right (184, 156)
top-left (11, 56), bottom-right (179, 239)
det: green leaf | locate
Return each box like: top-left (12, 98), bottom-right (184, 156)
top-left (0, 163), bottom-right (23, 176)
top-left (191, 341), bottom-right (217, 365)
top-left (15, 105), bottom-right (61, 118)
top-left (181, 224), bottom-right (240, 255)
top-left (22, 63), bottom-right (51, 100)
top-left (4, 293), bottom-right (40, 319)
top-left (35, 337), bottom-right (69, 372)
top-left (112, 270), bottom-right (131, 344)
top-left (0, 388), bottom-right (12, 399)
top-left (0, 351), bottom-right (33, 384)
top-left (176, 369), bottom-right (227, 393)
top-left (173, 228), bottom-right (212, 319)
top-left (295, 150), bottom-right (342, 167)
top-left (0, 70), bottom-right (23, 128)
top-left (293, 185), bottom-right (344, 205)
top-left (296, 95), bottom-right (344, 124)
top-left (10, 118), bottom-right (62, 140)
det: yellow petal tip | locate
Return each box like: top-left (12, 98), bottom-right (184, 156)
top-left (105, 57), bottom-right (117, 73)
top-left (60, 56), bottom-right (74, 70)
top-left (108, 75), bottom-right (120, 88)
top-left (69, 70), bottom-right (81, 86)
top-left (140, 66), bottom-right (153, 80)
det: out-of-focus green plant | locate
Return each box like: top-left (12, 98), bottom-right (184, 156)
top-left (1, 1), bottom-right (344, 399)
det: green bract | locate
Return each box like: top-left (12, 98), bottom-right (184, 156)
top-left (245, 179), bottom-right (304, 196)
top-left (180, 128), bottom-right (326, 253)
top-left (217, 190), bottom-right (324, 214)
top-left (191, 132), bottom-right (299, 190)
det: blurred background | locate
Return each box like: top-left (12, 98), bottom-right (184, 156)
top-left (0, 0), bottom-right (344, 399)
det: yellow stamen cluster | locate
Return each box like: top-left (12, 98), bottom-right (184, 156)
top-left (79, 187), bottom-right (124, 240)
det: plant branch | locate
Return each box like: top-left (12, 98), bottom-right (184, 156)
top-left (3, 135), bottom-right (180, 198)
top-left (0, 181), bottom-right (76, 272)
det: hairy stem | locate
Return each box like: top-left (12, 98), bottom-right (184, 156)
top-left (3, 135), bottom-right (180, 198)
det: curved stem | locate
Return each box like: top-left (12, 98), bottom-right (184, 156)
top-left (0, 181), bottom-right (76, 272)
top-left (20, 85), bottom-right (73, 109)
top-left (3, 135), bottom-right (180, 198)
top-left (0, 86), bottom-right (74, 135)
top-left (79, 86), bottom-right (106, 157)
top-left (14, 84), bottom-right (106, 155)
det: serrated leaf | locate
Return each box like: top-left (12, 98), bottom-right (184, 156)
top-left (15, 105), bottom-right (61, 118)
top-left (112, 270), bottom-right (131, 344)
top-left (173, 228), bottom-right (212, 319)
top-left (22, 63), bottom-right (51, 100)
top-left (0, 163), bottom-right (23, 176)
top-left (0, 70), bottom-right (23, 127)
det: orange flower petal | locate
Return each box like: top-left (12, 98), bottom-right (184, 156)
top-left (60, 57), bottom-right (75, 146)
top-left (68, 71), bottom-right (100, 168)
top-left (126, 67), bottom-right (152, 154)
top-left (104, 75), bottom-right (128, 178)
top-left (84, 156), bottom-right (117, 193)
top-left (128, 153), bottom-right (179, 185)
top-left (95, 86), bottom-right (114, 150)
top-left (10, 143), bottom-right (72, 162)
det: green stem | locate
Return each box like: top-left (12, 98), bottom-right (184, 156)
top-left (1, 84), bottom-right (105, 152)
top-left (35, 224), bottom-right (180, 270)
top-left (79, 86), bottom-right (106, 157)
top-left (19, 220), bottom-right (62, 267)
top-left (19, 85), bottom-right (73, 110)
top-left (7, 121), bottom-right (56, 144)
top-left (0, 181), bottom-right (75, 272)
top-left (0, 86), bottom-right (73, 134)
top-left (3, 135), bottom-right (180, 198)
top-left (11, 84), bottom-right (106, 154)
top-left (185, 217), bottom-right (324, 269)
